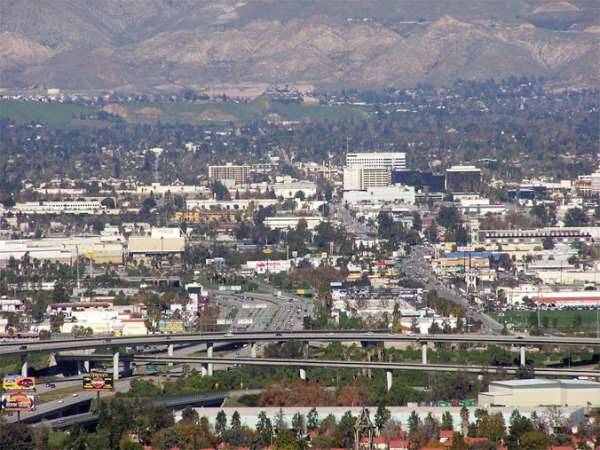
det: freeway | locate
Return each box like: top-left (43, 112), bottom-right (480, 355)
top-left (58, 354), bottom-right (600, 379)
top-left (21, 392), bottom-right (227, 426)
top-left (398, 245), bottom-right (504, 333)
top-left (2, 331), bottom-right (599, 357)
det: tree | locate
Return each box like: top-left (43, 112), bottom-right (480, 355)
top-left (256, 411), bottom-right (273, 446)
top-left (231, 410), bottom-right (242, 432)
top-left (338, 411), bottom-right (356, 449)
top-left (450, 432), bottom-right (469, 450)
top-left (563, 207), bottom-right (587, 227)
top-left (408, 411), bottom-right (420, 434)
top-left (542, 237), bottom-right (554, 250)
top-left (0, 422), bottom-right (34, 450)
top-left (478, 412), bottom-right (506, 442)
top-left (292, 412), bottom-right (305, 436)
top-left (441, 411), bottom-right (454, 430)
top-left (307, 407), bottom-right (319, 431)
top-left (211, 181), bottom-right (230, 201)
top-left (412, 211), bottom-right (422, 231)
top-left (519, 430), bottom-right (548, 450)
top-left (437, 206), bottom-right (460, 229)
top-left (215, 410), bottom-right (227, 436)
top-left (460, 406), bottom-right (470, 435)
top-left (374, 404), bottom-right (391, 432)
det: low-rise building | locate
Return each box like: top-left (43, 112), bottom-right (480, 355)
top-left (478, 378), bottom-right (600, 408)
top-left (263, 215), bottom-right (324, 230)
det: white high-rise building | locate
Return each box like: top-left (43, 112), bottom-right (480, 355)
top-left (346, 152), bottom-right (406, 171)
top-left (343, 167), bottom-right (391, 190)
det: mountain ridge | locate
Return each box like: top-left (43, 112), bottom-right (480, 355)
top-left (0, 0), bottom-right (598, 92)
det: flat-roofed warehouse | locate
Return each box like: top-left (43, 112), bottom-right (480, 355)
top-left (127, 228), bottom-right (185, 259)
top-left (478, 378), bottom-right (600, 408)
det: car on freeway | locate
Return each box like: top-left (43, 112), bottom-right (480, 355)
top-left (45, 383), bottom-right (56, 388)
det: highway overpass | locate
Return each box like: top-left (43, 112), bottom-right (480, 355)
top-left (2, 331), bottom-right (599, 358)
top-left (5, 330), bottom-right (598, 379)
top-left (58, 353), bottom-right (600, 391)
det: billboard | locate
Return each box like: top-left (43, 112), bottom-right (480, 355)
top-left (158, 320), bottom-right (184, 333)
top-left (2, 375), bottom-right (36, 391)
top-left (82, 373), bottom-right (114, 391)
top-left (1, 391), bottom-right (36, 412)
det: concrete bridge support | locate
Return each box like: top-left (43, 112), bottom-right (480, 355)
top-left (113, 352), bottom-right (120, 380)
top-left (299, 368), bottom-right (307, 381)
top-left (520, 345), bottom-right (526, 367)
top-left (207, 342), bottom-right (214, 376)
top-left (168, 344), bottom-right (174, 367)
top-left (386, 370), bottom-right (393, 392)
top-left (421, 342), bottom-right (428, 365)
top-left (251, 342), bottom-right (257, 358)
top-left (21, 355), bottom-right (28, 377)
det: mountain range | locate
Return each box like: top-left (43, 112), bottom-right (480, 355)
top-left (0, 0), bottom-right (598, 93)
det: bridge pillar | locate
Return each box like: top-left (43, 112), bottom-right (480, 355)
top-left (251, 342), bottom-right (257, 358)
top-left (421, 342), bottom-right (428, 365)
top-left (77, 361), bottom-right (83, 375)
top-left (200, 363), bottom-right (208, 377)
top-left (168, 344), bottom-right (174, 367)
top-left (84, 360), bottom-right (90, 373)
top-left (207, 342), bottom-right (214, 376)
top-left (20, 355), bottom-right (28, 377)
top-left (113, 352), bottom-right (120, 381)
top-left (299, 368), bottom-right (307, 381)
top-left (520, 345), bottom-right (526, 367)
top-left (386, 370), bottom-right (393, 392)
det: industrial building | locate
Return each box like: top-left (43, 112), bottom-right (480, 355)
top-left (478, 378), bottom-right (600, 408)
top-left (271, 181), bottom-right (317, 198)
top-left (127, 228), bottom-right (186, 259)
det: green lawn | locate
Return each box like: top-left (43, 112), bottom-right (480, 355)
top-left (1, 97), bottom-right (369, 127)
top-left (493, 309), bottom-right (599, 333)
top-left (0, 100), bottom-right (91, 127)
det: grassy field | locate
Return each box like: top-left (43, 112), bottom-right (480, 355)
top-left (0, 100), bottom-right (91, 127)
top-left (493, 309), bottom-right (599, 333)
top-left (0, 97), bottom-right (370, 127)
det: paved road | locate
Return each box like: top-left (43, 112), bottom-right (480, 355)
top-left (398, 245), bottom-right (504, 333)
top-left (7, 331), bottom-right (595, 358)
top-left (331, 203), bottom-right (373, 236)
top-left (58, 354), bottom-right (600, 379)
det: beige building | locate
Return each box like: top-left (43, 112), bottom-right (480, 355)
top-left (208, 163), bottom-right (250, 185)
top-left (343, 167), bottom-right (391, 190)
top-left (478, 378), bottom-right (600, 408)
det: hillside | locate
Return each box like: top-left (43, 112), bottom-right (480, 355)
top-left (0, 0), bottom-right (598, 92)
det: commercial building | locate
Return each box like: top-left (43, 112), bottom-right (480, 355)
top-left (12, 200), bottom-right (108, 215)
top-left (343, 185), bottom-right (416, 205)
top-left (478, 378), bottom-right (600, 408)
top-left (445, 165), bottom-right (481, 193)
top-left (392, 170), bottom-right (445, 193)
top-left (343, 167), bottom-right (391, 190)
top-left (478, 228), bottom-right (593, 246)
top-left (127, 228), bottom-right (185, 259)
top-left (244, 259), bottom-right (292, 274)
top-left (528, 290), bottom-right (600, 309)
top-left (263, 215), bottom-right (324, 230)
top-left (346, 152), bottom-right (406, 171)
top-left (271, 181), bottom-right (317, 198)
top-left (208, 163), bottom-right (250, 185)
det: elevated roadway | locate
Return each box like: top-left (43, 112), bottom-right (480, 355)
top-left (2, 331), bottom-right (598, 358)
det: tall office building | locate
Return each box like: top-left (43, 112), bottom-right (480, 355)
top-left (346, 152), bottom-right (407, 171)
top-left (344, 152), bottom-right (405, 191)
top-left (208, 163), bottom-right (250, 185)
top-left (343, 167), bottom-right (391, 190)
top-left (445, 165), bottom-right (481, 193)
